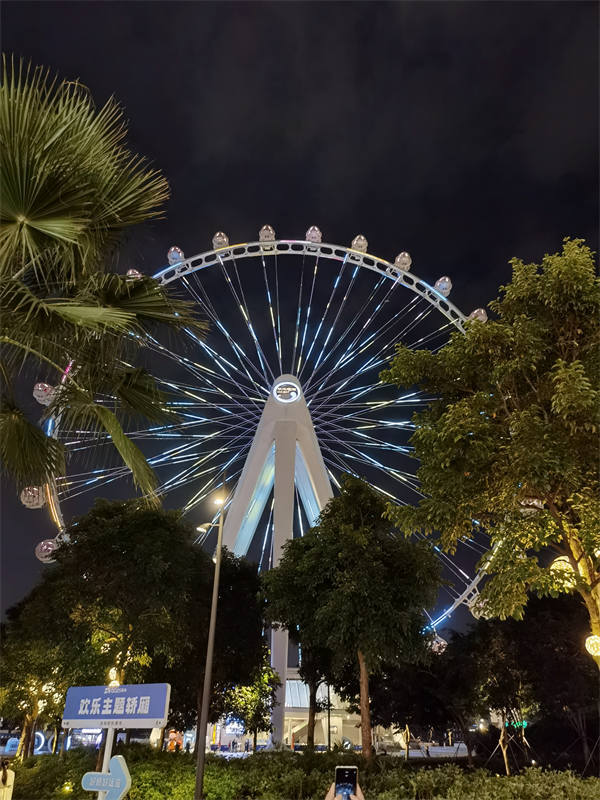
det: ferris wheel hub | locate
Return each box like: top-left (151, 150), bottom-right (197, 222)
top-left (272, 375), bottom-right (302, 403)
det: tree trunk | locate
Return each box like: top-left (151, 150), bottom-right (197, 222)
top-left (463, 728), bottom-right (474, 768)
top-left (15, 721), bottom-right (28, 760)
top-left (60, 729), bottom-right (69, 757)
top-left (571, 709), bottom-right (591, 765)
top-left (125, 730), bottom-right (132, 745)
top-left (26, 716), bottom-right (38, 758)
top-left (499, 714), bottom-right (510, 776)
top-left (307, 679), bottom-right (318, 749)
top-left (158, 727), bottom-right (166, 751)
top-left (253, 729), bottom-right (257, 751)
top-left (51, 727), bottom-right (58, 755)
top-left (357, 649), bottom-right (373, 760)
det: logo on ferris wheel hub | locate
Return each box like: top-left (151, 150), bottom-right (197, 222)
top-left (273, 381), bottom-right (300, 403)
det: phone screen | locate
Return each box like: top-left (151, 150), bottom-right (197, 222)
top-left (335, 766), bottom-right (357, 798)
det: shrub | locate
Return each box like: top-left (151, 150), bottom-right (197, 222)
top-left (11, 746), bottom-right (600, 799)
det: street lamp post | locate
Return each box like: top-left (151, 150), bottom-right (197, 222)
top-left (194, 496), bottom-right (225, 800)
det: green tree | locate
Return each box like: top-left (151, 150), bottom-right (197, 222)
top-left (0, 572), bottom-right (109, 759)
top-left (511, 595), bottom-right (597, 767)
top-left (53, 501), bottom-right (201, 684)
top-left (221, 648), bottom-right (281, 751)
top-left (0, 56), bottom-right (206, 499)
top-left (264, 568), bottom-right (334, 748)
top-left (264, 475), bottom-right (441, 759)
top-left (148, 548), bottom-right (265, 747)
top-left (382, 238), bottom-right (600, 666)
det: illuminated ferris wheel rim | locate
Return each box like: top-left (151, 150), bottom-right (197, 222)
top-left (32, 231), bottom-right (488, 629)
top-left (154, 238), bottom-right (468, 331)
top-left (153, 235), bottom-right (485, 629)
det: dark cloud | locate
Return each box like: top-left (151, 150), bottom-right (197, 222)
top-left (2, 0), bottom-right (598, 614)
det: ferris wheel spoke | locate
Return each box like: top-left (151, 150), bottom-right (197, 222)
top-left (257, 499), bottom-right (275, 573)
top-left (298, 254), bottom-right (350, 382)
top-left (218, 255), bottom-right (275, 384)
top-left (303, 277), bottom-right (407, 392)
top-left (319, 434), bottom-right (422, 492)
top-left (405, 321), bottom-right (454, 350)
top-left (308, 263), bottom-right (362, 379)
top-left (260, 253), bottom-right (283, 374)
top-left (182, 454), bottom-right (247, 513)
top-left (313, 417), bottom-right (413, 456)
top-left (155, 438), bottom-right (251, 498)
top-left (183, 274), bottom-right (271, 395)
top-left (295, 255), bottom-right (320, 375)
top-left (290, 254), bottom-right (307, 375)
top-left (309, 299), bottom-right (434, 398)
top-left (147, 333), bottom-right (258, 406)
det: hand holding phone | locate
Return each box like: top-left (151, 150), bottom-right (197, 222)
top-left (334, 766), bottom-right (358, 800)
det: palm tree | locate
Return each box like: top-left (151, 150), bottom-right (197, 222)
top-left (0, 56), bottom-right (206, 502)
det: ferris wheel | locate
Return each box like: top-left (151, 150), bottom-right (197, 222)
top-left (26, 226), bottom-right (489, 629)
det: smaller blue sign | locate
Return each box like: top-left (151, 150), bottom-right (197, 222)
top-left (63, 683), bottom-right (170, 728)
top-left (82, 755), bottom-right (131, 800)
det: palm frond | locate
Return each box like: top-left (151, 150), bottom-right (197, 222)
top-left (0, 55), bottom-right (169, 284)
top-left (0, 403), bottom-right (65, 486)
top-left (89, 405), bottom-right (159, 504)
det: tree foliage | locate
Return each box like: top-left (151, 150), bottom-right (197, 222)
top-left (382, 239), bottom-right (600, 663)
top-left (0, 56), bottom-right (207, 498)
top-left (221, 648), bottom-right (281, 750)
top-left (264, 475), bottom-right (441, 758)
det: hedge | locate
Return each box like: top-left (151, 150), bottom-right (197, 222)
top-left (12, 747), bottom-right (600, 800)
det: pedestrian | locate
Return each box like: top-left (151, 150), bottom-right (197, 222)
top-left (0, 760), bottom-right (15, 800)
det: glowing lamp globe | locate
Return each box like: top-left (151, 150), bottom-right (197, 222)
top-left (20, 486), bottom-right (46, 509)
top-left (305, 225), bottom-right (322, 243)
top-left (585, 634), bottom-right (600, 657)
top-left (212, 231), bottom-right (229, 249)
top-left (351, 234), bottom-right (368, 252)
top-left (394, 252), bottom-right (412, 270)
top-left (167, 246), bottom-right (185, 265)
top-left (259, 225), bottom-right (276, 242)
top-left (126, 268), bottom-right (143, 280)
top-left (35, 538), bottom-right (58, 564)
top-left (468, 308), bottom-right (488, 323)
top-left (550, 556), bottom-right (576, 588)
top-left (434, 276), bottom-right (452, 297)
top-left (33, 382), bottom-right (55, 406)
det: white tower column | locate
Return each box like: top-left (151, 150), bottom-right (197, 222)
top-left (220, 375), bottom-right (333, 745)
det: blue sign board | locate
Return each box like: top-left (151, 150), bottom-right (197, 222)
top-left (63, 683), bottom-right (170, 728)
top-left (82, 755), bottom-right (131, 800)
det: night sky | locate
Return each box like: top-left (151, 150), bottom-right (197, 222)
top-left (1, 1), bottom-right (598, 617)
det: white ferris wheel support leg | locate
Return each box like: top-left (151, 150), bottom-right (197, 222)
top-left (221, 375), bottom-right (332, 745)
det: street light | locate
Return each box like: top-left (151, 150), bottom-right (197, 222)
top-left (194, 494), bottom-right (225, 800)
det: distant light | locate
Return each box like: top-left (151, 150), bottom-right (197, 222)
top-left (214, 497), bottom-right (225, 506)
top-left (585, 634), bottom-right (600, 657)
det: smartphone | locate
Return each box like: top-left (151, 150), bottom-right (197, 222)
top-left (335, 765), bottom-right (358, 799)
